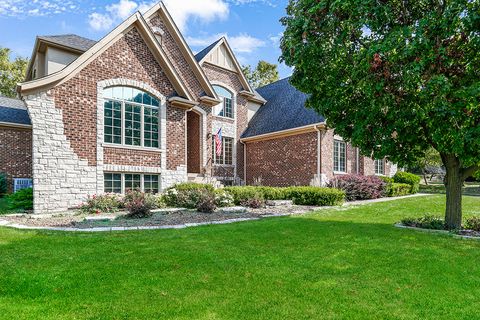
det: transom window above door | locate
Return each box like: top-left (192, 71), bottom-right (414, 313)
top-left (103, 86), bottom-right (161, 148)
top-left (213, 85), bottom-right (233, 119)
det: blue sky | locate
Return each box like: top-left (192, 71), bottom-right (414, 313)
top-left (0, 0), bottom-right (292, 78)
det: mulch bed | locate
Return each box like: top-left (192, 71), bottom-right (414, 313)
top-left (1, 205), bottom-right (319, 229)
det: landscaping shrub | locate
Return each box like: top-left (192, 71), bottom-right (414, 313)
top-left (172, 182), bottom-right (214, 192)
top-left (214, 189), bottom-right (234, 207)
top-left (0, 173), bottom-right (7, 198)
top-left (285, 187), bottom-right (345, 206)
top-left (379, 176), bottom-right (394, 184)
top-left (224, 186), bottom-right (262, 205)
top-left (386, 183), bottom-right (412, 197)
top-left (196, 190), bottom-right (217, 213)
top-left (7, 188), bottom-right (33, 211)
top-left (123, 190), bottom-right (157, 218)
top-left (464, 217), bottom-right (480, 231)
top-left (328, 175), bottom-right (386, 201)
top-left (79, 193), bottom-right (122, 214)
top-left (240, 192), bottom-right (265, 208)
top-left (401, 215), bottom-right (445, 230)
top-left (393, 172), bottom-right (421, 194)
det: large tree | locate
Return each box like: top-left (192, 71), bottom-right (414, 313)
top-left (280, 0), bottom-right (480, 229)
top-left (0, 47), bottom-right (28, 98)
top-left (242, 60), bottom-right (280, 88)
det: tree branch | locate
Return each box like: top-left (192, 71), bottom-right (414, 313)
top-left (462, 165), bottom-right (480, 180)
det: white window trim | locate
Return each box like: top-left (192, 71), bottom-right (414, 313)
top-left (212, 136), bottom-right (235, 166)
top-left (374, 159), bottom-right (386, 176)
top-left (212, 84), bottom-right (236, 120)
top-left (333, 139), bottom-right (347, 173)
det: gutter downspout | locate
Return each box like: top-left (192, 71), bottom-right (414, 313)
top-left (315, 125), bottom-right (323, 186)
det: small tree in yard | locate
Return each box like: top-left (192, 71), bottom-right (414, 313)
top-left (280, 0), bottom-right (480, 229)
top-left (414, 147), bottom-right (443, 185)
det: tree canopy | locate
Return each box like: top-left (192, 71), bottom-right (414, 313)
top-left (242, 60), bottom-right (280, 88)
top-left (280, 0), bottom-right (480, 228)
top-left (0, 47), bottom-right (28, 98)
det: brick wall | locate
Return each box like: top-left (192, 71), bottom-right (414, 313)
top-left (0, 127), bottom-right (32, 192)
top-left (52, 27), bottom-right (176, 167)
top-left (202, 63), bottom-right (248, 181)
top-left (104, 147), bottom-right (162, 167)
top-left (167, 105), bottom-right (187, 170)
top-left (245, 131), bottom-right (318, 187)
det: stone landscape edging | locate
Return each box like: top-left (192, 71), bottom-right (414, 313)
top-left (0, 194), bottom-right (432, 233)
top-left (394, 223), bottom-right (480, 241)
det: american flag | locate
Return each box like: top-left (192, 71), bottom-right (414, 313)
top-left (214, 128), bottom-right (222, 157)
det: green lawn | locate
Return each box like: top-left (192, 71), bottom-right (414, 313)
top-left (1, 195), bottom-right (480, 319)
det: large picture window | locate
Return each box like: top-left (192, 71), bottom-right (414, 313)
top-left (104, 86), bottom-right (160, 148)
top-left (334, 140), bottom-right (346, 173)
top-left (104, 173), bottom-right (160, 194)
top-left (212, 136), bottom-right (234, 165)
top-left (375, 159), bottom-right (385, 175)
top-left (213, 85), bottom-right (233, 118)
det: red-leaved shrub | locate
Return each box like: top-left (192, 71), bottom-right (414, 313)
top-left (328, 175), bottom-right (386, 201)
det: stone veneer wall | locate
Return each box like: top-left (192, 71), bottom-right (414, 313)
top-left (26, 91), bottom-right (98, 213)
top-left (0, 126), bottom-right (32, 192)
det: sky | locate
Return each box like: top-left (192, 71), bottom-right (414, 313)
top-left (0, 0), bottom-right (292, 78)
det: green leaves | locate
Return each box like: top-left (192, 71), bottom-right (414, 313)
top-left (280, 0), bottom-right (480, 168)
top-left (0, 47), bottom-right (28, 98)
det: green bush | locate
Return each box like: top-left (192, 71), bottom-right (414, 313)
top-left (240, 192), bottom-right (265, 208)
top-left (378, 176), bottom-right (394, 184)
top-left (464, 217), bottom-right (480, 231)
top-left (393, 172), bottom-right (421, 194)
top-left (214, 189), bottom-right (234, 207)
top-left (224, 186), bottom-right (263, 205)
top-left (79, 194), bottom-right (122, 214)
top-left (171, 182), bottom-right (214, 192)
top-left (7, 188), bottom-right (33, 211)
top-left (401, 215), bottom-right (445, 230)
top-left (0, 173), bottom-right (7, 198)
top-left (386, 183), bottom-right (412, 197)
top-left (285, 187), bottom-right (345, 206)
top-left (225, 186), bottom-right (345, 207)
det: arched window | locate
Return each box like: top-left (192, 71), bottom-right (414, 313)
top-left (213, 85), bottom-right (233, 118)
top-left (103, 86), bottom-right (160, 148)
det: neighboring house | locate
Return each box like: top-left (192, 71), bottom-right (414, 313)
top-left (0, 1), bottom-right (395, 213)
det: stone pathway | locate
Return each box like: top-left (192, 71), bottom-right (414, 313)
top-left (0, 193), bottom-right (433, 233)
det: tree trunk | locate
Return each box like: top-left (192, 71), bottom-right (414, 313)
top-left (422, 169), bottom-right (429, 185)
top-left (443, 156), bottom-right (464, 230)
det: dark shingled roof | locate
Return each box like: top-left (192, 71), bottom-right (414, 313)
top-left (194, 38), bottom-right (222, 62)
top-left (0, 96), bottom-right (30, 125)
top-left (38, 34), bottom-right (97, 52)
top-left (242, 78), bottom-right (325, 138)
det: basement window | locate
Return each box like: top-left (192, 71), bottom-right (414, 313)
top-left (104, 173), bottom-right (160, 194)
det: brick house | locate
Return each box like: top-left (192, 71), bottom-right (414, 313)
top-left (0, 2), bottom-right (395, 213)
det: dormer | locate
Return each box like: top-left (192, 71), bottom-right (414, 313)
top-left (26, 34), bottom-right (97, 81)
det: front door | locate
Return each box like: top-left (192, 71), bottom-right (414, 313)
top-left (187, 111), bottom-right (201, 174)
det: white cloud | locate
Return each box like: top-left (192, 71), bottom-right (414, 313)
top-left (88, 0), bottom-right (229, 32)
top-left (0, 0), bottom-right (76, 17)
top-left (187, 33), bottom-right (265, 54)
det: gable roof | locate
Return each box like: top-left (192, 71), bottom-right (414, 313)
top-left (143, 2), bottom-right (219, 101)
top-left (19, 12), bottom-right (193, 101)
top-left (241, 78), bottom-right (325, 138)
top-left (0, 96), bottom-right (31, 126)
top-left (37, 34), bottom-right (97, 52)
top-left (194, 39), bottom-right (222, 62)
top-left (196, 37), bottom-right (255, 95)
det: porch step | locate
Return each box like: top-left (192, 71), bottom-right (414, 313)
top-left (187, 173), bottom-right (223, 188)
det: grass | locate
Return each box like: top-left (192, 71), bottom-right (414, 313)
top-left (1, 195), bottom-right (480, 319)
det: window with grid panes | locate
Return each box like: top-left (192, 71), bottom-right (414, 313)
top-left (212, 136), bottom-right (233, 165)
top-left (334, 140), bottom-right (346, 173)
top-left (103, 86), bottom-right (161, 148)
